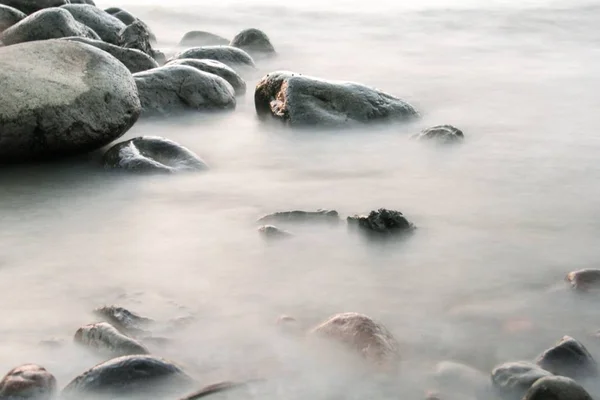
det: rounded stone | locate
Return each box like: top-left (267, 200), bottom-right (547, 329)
top-left (491, 361), bottom-right (553, 399)
top-left (0, 4), bottom-right (25, 32)
top-left (347, 209), bottom-right (416, 235)
top-left (413, 124), bottom-right (464, 143)
top-left (61, 4), bottom-right (125, 45)
top-left (179, 30), bottom-right (229, 47)
top-left (565, 269), bottom-right (600, 291)
top-left (230, 28), bottom-right (275, 56)
top-left (535, 336), bottom-right (597, 379)
top-left (166, 58), bottom-right (246, 95)
top-left (0, 364), bottom-right (57, 400)
top-left (0, 0), bottom-right (66, 15)
top-left (258, 209), bottom-right (340, 224)
top-left (170, 45), bottom-right (255, 70)
top-left (523, 376), bottom-right (592, 400)
top-left (74, 322), bottom-right (150, 356)
top-left (258, 225), bottom-right (292, 239)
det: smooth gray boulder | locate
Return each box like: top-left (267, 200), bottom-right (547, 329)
top-left (170, 45), bottom-right (255, 70)
top-left (119, 19), bottom-right (155, 57)
top-left (62, 36), bottom-right (158, 73)
top-left (535, 336), bottom-right (597, 380)
top-left (347, 209), bottom-right (416, 235)
top-left (230, 28), bottom-right (275, 57)
top-left (413, 124), bottom-right (464, 143)
top-left (254, 71), bottom-right (420, 127)
top-left (94, 305), bottom-right (154, 337)
top-left (69, 0), bottom-right (95, 4)
top-left (491, 361), bottom-right (553, 399)
top-left (258, 225), bottom-right (292, 239)
top-left (134, 65), bottom-right (236, 118)
top-left (0, 40), bottom-right (140, 163)
top-left (430, 361), bottom-right (489, 400)
top-left (179, 30), bottom-right (228, 47)
top-left (61, 3), bottom-right (125, 45)
top-left (0, 364), bottom-right (57, 400)
top-left (0, 4), bottom-right (25, 32)
top-left (258, 209), bottom-right (340, 224)
top-left (0, 7), bottom-right (99, 45)
top-left (166, 59), bottom-right (246, 95)
top-left (105, 7), bottom-right (156, 43)
top-left (0, 0), bottom-right (66, 15)
top-left (565, 269), bottom-right (600, 291)
top-left (103, 136), bottom-right (209, 173)
top-left (522, 376), bottom-right (592, 400)
top-left (74, 322), bottom-right (150, 357)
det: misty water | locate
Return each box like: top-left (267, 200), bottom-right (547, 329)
top-left (2, 0), bottom-right (600, 398)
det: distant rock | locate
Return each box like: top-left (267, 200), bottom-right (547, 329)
top-left (75, 322), bottom-right (150, 357)
top-left (170, 45), bottom-right (255, 70)
top-left (179, 30), bottom-right (229, 47)
top-left (105, 7), bottom-right (156, 43)
top-left (255, 71), bottom-right (419, 127)
top-left (134, 65), bottom-right (236, 117)
top-left (103, 136), bottom-right (209, 174)
top-left (431, 361), bottom-right (489, 400)
top-left (523, 376), bottom-right (592, 400)
top-left (258, 209), bottom-right (340, 224)
top-left (491, 361), bottom-right (553, 399)
top-left (166, 58), bottom-right (246, 95)
top-left (0, 39), bottom-right (140, 163)
top-left (413, 124), bottom-right (464, 143)
top-left (347, 209), bottom-right (416, 235)
top-left (0, 7), bottom-right (99, 45)
top-left (565, 269), bottom-right (600, 291)
top-left (94, 305), bottom-right (154, 336)
top-left (230, 28), bottom-right (275, 57)
top-left (69, 0), bottom-right (96, 4)
top-left (258, 225), bottom-right (292, 239)
top-left (535, 336), bottom-right (597, 379)
top-left (0, 4), bottom-right (25, 32)
top-left (61, 4), bottom-right (125, 45)
top-left (0, 0), bottom-right (66, 15)
top-left (0, 364), bottom-right (56, 400)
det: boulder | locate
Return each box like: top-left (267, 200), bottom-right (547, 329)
top-left (491, 361), bottom-right (553, 399)
top-left (0, 7), bottom-right (99, 45)
top-left (180, 381), bottom-right (250, 400)
top-left (0, 4), bottom-right (25, 32)
top-left (254, 71), bottom-right (419, 127)
top-left (166, 59), bottom-right (246, 95)
top-left (94, 305), bottom-right (154, 336)
top-left (0, 364), bottom-right (57, 400)
top-left (69, 0), bottom-right (95, 4)
top-left (230, 28), bottom-right (275, 57)
top-left (62, 36), bottom-right (158, 73)
top-left (258, 209), bottom-right (340, 224)
top-left (105, 7), bottom-right (156, 43)
top-left (0, 0), bottom-right (66, 15)
top-left (170, 45), bottom-right (255, 70)
top-left (258, 225), bottom-right (292, 239)
top-left (179, 30), bottom-right (228, 47)
top-left (61, 3), bottom-right (125, 45)
top-left (118, 19), bottom-right (152, 54)
top-left (103, 136), bottom-right (209, 173)
top-left (565, 269), bottom-right (600, 291)
top-left (74, 322), bottom-right (150, 356)
top-left (522, 376), bottom-right (592, 400)
top-left (134, 65), bottom-right (236, 117)
top-left (347, 209), bottom-right (416, 235)
top-left (431, 361), bottom-right (489, 400)
top-left (153, 48), bottom-right (166, 65)
top-left (413, 124), bottom-right (464, 143)
top-left (535, 336), bottom-right (597, 379)
top-left (0, 39), bottom-right (140, 163)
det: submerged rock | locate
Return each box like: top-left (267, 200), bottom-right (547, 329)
top-left (61, 4), bottom-right (125, 45)
top-left (258, 225), bottom-right (292, 239)
top-left (491, 361), bottom-right (553, 399)
top-left (565, 269), bottom-right (600, 291)
top-left (413, 124), bottom-right (464, 143)
top-left (94, 306), bottom-right (154, 336)
top-left (170, 45), bottom-right (255, 70)
top-left (0, 4), bottom-right (25, 32)
top-left (535, 336), bottom-right (597, 379)
top-left (179, 30), bottom-right (229, 47)
top-left (103, 136), bottom-right (209, 174)
top-left (522, 376), bottom-right (592, 400)
top-left (134, 65), bottom-right (236, 117)
top-left (0, 0), bottom-right (66, 15)
top-left (258, 209), bottom-right (340, 224)
top-left (166, 58), bottom-right (246, 95)
top-left (0, 39), bottom-right (140, 163)
top-left (431, 361), bottom-right (489, 400)
top-left (230, 28), bottom-right (275, 57)
top-left (347, 209), bottom-right (416, 235)
top-left (0, 364), bottom-right (57, 400)
top-left (74, 322), bottom-right (150, 357)
top-left (254, 71), bottom-right (419, 127)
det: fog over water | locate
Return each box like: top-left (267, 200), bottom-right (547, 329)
top-left (1, 0), bottom-right (600, 398)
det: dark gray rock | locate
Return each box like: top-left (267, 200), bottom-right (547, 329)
top-left (170, 45), bottom-right (255, 70)
top-left (74, 322), bottom-right (150, 357)
top-left (413, 124), bottom-right (464, 143)
top-left (62, 36), bottom-right (158, 73)
top-left (258, 225), bottom-right (292, 239)
top-left (180, 381), bottom-right (258, 400)
top-left (119, 19), bottom-right (151, 54)
top-left (94, 305), bottom-right (154, 337)
top-left (103, 136), bottom-right (209, 173)
top-left (565, 269), bottom-right (600, 291)
top-left (0, 7), bottom-right (99, 45)
top-left (255, 71), bottom-right (420, 127)
top-left (166, 59), bottom-right (246, 95)
top-left (491, 361), bottom-right (553, 399)
top-left (230, 28), bottom-right (275, 57)
top-left (134, 65), bottom-right (236, 117)
top-left (152, 48), bottom-right (166, 65)
top-left (523, 376), bottom-right (592, 400)
top-left (69, 0), bottom-right (95, 4)
top-left (0, 39), bottom-right (140, 163)
top-left (347, 209), bottom-right (416, 235)
top-left (0, 4), bottom-right (25, 32)
top-left (61, 3), bottom-right (125, 45)
top-left (431, 361), bottom-right (489, 400)
top-left (0, 364), bottom-right (57, 400)
top-left (258, 209), bottom-right (340, 224)
top-left (179, 30), bottom-right (228, 47)
top-left (104, 7), bottom-right (156, 43)
top-left (535, 336), bottom-right (597, 380)
top-left (0, 0), bottom-right (66, 15)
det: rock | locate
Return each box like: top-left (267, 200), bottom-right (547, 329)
top-left (522, 376), bottom-right (592, 400)
top-left (179, 30), bottom-right (228, 47)
top-left (69, 0), bottom-right (95, 4)
top-left (0, 7), bottom-right (99, 45)
top-left (431, 361), bottom-right (489, 400)
top-left (134, 65), bottom-right (236, 117)
top-left (170, 45), bottom-right (255, 70)
top-left (0, 0), bottom-right (66, 15)
top-left (0, 4), bottom-right (25, 32)
top-left (118, 19), bottom-right (152, 55)
top-left (180, 381), bottom-right (250, 400)
top-left (152, 49), bottom-right (166, 65)
top-left (62, 36), bottom-right (158, 73)
top-left (347, 209), bottom-right (416, 235)
top-left (94, 305), bottom-right (154, 337)
top-left (310, 312), bottom-right (400, 366)
top-left (61, 355), bottom-right (194, 399)
top-left (103, 136), bottom-right (209, 173)
top-left (61, 4), bottom-right (125, 45)
top-left (0, 364), bottom-right (57, 400)
top-left (413, 124), bottom-right (464, 143)
top-left (166, 59), bottom-right (246, 95)
top-left (0, 39), bottom-right (140, 163)
top-left (74, 322), bottom-right (150, 357)
top-left (491, 361), bottom-right (553, 399)
top-left (535, 336), bottom-right (597, 379)
top-left (104, 7), bottom-right (156, 43)
top-left (254, 71), bottom-right (419, 127)
top-left (230, 28), bottom-right (275, 57)
top-left (258, 209), bottom-right (340, 224)
top-left (565, 269), bottom-right (600, 291)
top-left (258, 225), bottom-right (292, 239)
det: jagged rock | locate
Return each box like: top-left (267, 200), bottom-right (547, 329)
top-left (61, 3), bottom-right (125, 45)
top-left (535, 336), bottom-right (597, 379)
top-left (0, 4), bottom-right (25, 32)
top-left (94, 305), bottom-right (154, 336)
top-left (491, 361), bottom-right (553, 399)
top-left (230, 28), bottom-right (275, 57)
top-left (170, 45), bottom-right (255, 70)
top-left (74, 322), bottom-right (150, 356)
top-left (347, 209), bottom-right (416, 235)
top-left (522, 376), bottom-right (592, 400)
top-left (166, 59), bottom-right (246, 95)
top-left (258, 225), bottom-right (292, 239)
top-left (565, 269), bottom-right (600, 291)
top-left (0, 364), bottom-right (57, 400)
top-left (413, 124), bottom-right (464, 143)
top-left (0, 0), bottom-right (66, 15)
top-left (179, 30), bottom-right (228, 47)
top-left (258, 209), bottom-right (339, 224)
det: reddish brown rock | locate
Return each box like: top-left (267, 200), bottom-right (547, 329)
top-left (0, 364), bottom-right (57, 400)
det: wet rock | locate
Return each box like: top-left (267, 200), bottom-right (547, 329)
top-left (522, 376), bottom-right (592, 400)
top-left (103, 136), bottom-right (209, 173)
top-left (119, 19), bottom-right (152, 55)
top-left (94, 305), bottom-right (154, 336)
top-left (69, 0), bottom-right (95, 4)
top-left (258, 225), bottom-right (292, 239)
top-left (39, 338), bottom-right (65, 348)
top-left (179, 30), bottom-right (229, 47)
top-left (0, 364), bottom-right (57, 400)
top-left (170, 45), bottom-right (255, 70)
top-left (565, 269), bottom-right (600, 291)
top-left (0, 7), bottom-right (99, 45)
top-left (105, 7), bottom-right (156, 42)
top-left (258, 209), bottom-right (340, 224)
top-left (413, 124), bottom-right (464, 143)
top-left (74, 322), bottom-right (150, 357)
top-left (0, 0), bottom-right (66, 15)
top-left (491, 361), bottom-right (553, 399)
top-left (61, 4), bottom-right (125, 45)
top-left (62, 36), bottom-right (158, 73)
top-left (535, 336), bottom-right (597, 379)
top-left (230, 28), bottom-right (275, 57)
top-left (431, 361), bottom-right (489, 400)
top-left (347, 209), bottom-right (416, 235)
top-left (61, 355), bottom-right (194, 398)
top-left (255, 71), bottom-right (419, 127)
top-left (166, 59), bottom-right (246, 95)
top-left (0, 39), bottom-right (140, 163)
top-left (0, 4), bottom-right (25, 32)
top-left (180, 381), bottom-right (250, 400)
top-left (134, 65), bottom-right (236, 117)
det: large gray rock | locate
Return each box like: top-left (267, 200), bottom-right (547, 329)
top-left (62, 36), bottom-right (158, 73)
top-left (134, 65), bottom-right (236, 117)
top-left (254, 71), bottom-right (420, 127)
top-left (0, 0), bottom-right (66, 15)
top-left (166, 59), bottom-right (246, 95)
top-left (522, 376), bottom-right (592, 400)
top-left (0, 39), bottom-right (140, 163)
top-left (94, 305), bottom-right (154, 337)
top-left (75, 322), bottom-right (150, 357)
top-left (491, 361), bottom-right (553, 399)
top-left (0, 364), bottom-right (57, 400)
top-left (119, 19), bottom-right (154, 56)
top-left (535, 336), bottom-right (597, 380)
top-left (103, 136), bottom-right (209, 173)
top-left (347, 209), bottom-right (416, 235)
top-left (179, 30), bottom-right (228, 47)
top-left (230, 28), bottom-right (275, 57)
top-left (0, 7), bottom-right (99, 45)
top-left (61, 3), bottom-right (125, 45)
top-left (0, 4), bottom-right (25, 32)
top-left (430, 361), bottom-right (489, 400)
top-left (413, 124), bottom-right (464, 143)
top-left (170, 45), bottom-right (255, 70)
top-left (69, 0), bottom-right (95, 4)
top-left (105, 7), bottom-right (156, 43)
top-left (565, 269), bottom-right (600, 291)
